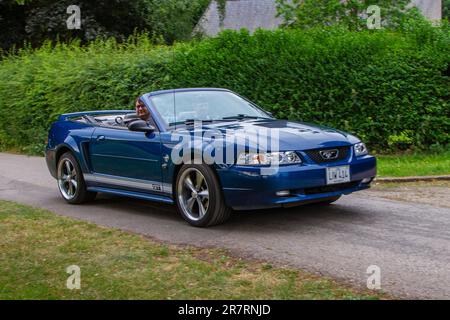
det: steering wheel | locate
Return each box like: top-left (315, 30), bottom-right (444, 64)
top-left (115, 116), bottom-right (124, 125)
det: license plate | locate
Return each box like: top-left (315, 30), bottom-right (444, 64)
top-left (326, 166), bottom-right (350, 185)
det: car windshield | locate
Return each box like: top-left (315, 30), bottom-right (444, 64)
top-left (150, 90), bottom-right (272, 126)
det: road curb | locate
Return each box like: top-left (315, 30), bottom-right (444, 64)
top-left (375, 175), bottom-right (450, 183)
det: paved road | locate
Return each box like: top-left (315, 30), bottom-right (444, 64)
top-left (1, 153), bottom-right (449, 299)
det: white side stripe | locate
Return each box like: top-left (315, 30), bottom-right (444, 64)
top-left (84, 173), bottom-right (172, 194)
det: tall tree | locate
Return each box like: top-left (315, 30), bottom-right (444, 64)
top-left (0, 0), bottom-right (211, 51)
top-left (444, 0), bottom-right (450, 20)
top-left (145, 0), bottom-right (211, 43)
top-left (275, 0), bottom-right (423, 30)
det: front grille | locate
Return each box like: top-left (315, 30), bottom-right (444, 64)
top-left (303, 181), bottom-right (360, 195)
top-left (304, 146), bottom-right (350, 164)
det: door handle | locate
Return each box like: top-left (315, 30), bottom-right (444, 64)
top-left (96, 135), bottom-right (105, 142)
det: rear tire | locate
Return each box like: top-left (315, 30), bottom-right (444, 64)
top-left (57, 152), bottom-right (96, 204)
top-left (175, 164), bottom-right (231, 227)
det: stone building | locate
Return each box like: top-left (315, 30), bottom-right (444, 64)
top-left (197, 0), bottom-right (443, 36)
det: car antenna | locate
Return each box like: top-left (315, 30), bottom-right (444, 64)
top-left (172, 46), bottom-right (176, 128)
top-left (173, 88), bottom-right (176, 128)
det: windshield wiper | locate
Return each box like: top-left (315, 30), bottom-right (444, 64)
top-left (222, 114), bottom-right (270, 121)
top-left (184, 119), bottom-right (215, 125)
top-left (168, 119), bottom-right (215, 126)
top-left (169, 115), bottom-right (270, 126)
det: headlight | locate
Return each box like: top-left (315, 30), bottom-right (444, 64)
top-left (237, 151), bottom-right (302, 165)
top-left (354, 142), bottom-right (368, 156)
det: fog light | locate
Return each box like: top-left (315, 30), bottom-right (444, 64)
top-left (362, 177), bottom-right (373, 184)
top-left (276, 190), bottom-right (290, 197)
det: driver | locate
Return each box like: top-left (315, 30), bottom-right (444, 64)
top-left (135, 97), bottom-right (151, 122)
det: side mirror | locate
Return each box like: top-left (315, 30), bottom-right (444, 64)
top-left (128, 120), bottom-right (155, 133)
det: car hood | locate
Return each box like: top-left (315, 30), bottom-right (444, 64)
top-left (197, 119), bottom-right (359, 151)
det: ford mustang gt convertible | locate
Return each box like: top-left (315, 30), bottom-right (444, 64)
top-left (46, 88), bottom-right (376, 227)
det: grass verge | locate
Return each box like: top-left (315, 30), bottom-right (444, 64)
top-left (376, 151), bottom-right (450, 178)
top-left (0, 200), bottom-right (386, 300)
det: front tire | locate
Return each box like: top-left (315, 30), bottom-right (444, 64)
top-left (175, 164), bottom-right (231, 227)
top-left (57, 152), bottom-right (96, 204)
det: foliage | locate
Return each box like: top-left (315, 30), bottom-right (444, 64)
top-left (0, 0), bottom-right (27, 51)
top-left (215, 0), bottom-right (228, 26)
top-left (145, 0), bottom-right (211, 43)
top-left (275, 0), bottom-right (424, 31)
top-left (0, 0), bottom-right (211, 51)
top-left (0, 24), bottom-right (448, 154)
top-left (169, 25), bottom-right (449, 153)
top-left (0, 0), bottom-right (148, 50)
top-left (387, 131), bottom-right (414, 150)
top-left (0, 36), bottom-right (171, 153)
top-left (444, 0), bottom-right (450, 21)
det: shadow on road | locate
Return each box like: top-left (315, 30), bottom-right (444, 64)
top-left (91, 193), bottom-right (367, 231)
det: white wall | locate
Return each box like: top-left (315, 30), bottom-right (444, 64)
top-left (197, 0), bottom-right (443, 36)
top-left (412, 0), bottom-right (442, 20)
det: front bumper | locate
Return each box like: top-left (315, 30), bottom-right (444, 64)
top-left (217, 155), bottom-right (376, 210)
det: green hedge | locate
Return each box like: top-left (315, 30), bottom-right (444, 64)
top-left (0, 24), bottom-right (449, 154)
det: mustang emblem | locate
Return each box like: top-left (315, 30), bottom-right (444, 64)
top-left (319, 149), bottom-right (339, 160)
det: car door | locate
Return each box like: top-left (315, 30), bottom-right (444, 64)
top-left (88, 126), bottom-right (165, 194)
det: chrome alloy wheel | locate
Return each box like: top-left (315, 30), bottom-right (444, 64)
top-left (57, 158), bottom-right (78, 200)
top-left (177, 168), bottom-right (210, 221)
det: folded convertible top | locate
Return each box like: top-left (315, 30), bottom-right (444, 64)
top-left (58, 110), bottom-right (135, 121)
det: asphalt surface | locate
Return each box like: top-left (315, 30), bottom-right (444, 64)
top-left (1, 152), bottom-right (449, 299)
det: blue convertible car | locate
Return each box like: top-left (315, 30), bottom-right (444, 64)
top-left (46, 88), bottom-right (376, 227)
